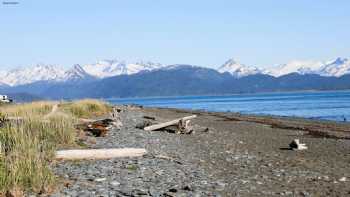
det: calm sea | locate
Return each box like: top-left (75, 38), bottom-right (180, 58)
top-left (106, 91), bottom-right (350, 122)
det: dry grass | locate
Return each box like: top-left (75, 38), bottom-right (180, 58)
top-left (0, 101), bottom-right (55, 117)
top-left (60, 99), bottom-right (111, 118)
top-left (0, 99), bottom-right (110, 195)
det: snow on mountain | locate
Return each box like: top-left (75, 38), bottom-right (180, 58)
top-left (267, 60), bottom-right (324, 77)
top-left (1, 57), bottom-right (349, 87)
top-left (62, 64), bottom-right (93, 81)
top-left (0, 60), bottom-right (163, 86)
top-left (161, 64), bottom-right (203, 71)
top-left (0, 64), bottom-right (66, 86)
top-left (267, 57), bottom-right (350, 77)
top-left (217, 59), bottom-right (262, 78)
top-left (318, 57), bottom-right (350, 77)
top-left (82, 60), bottom-right (163, 78)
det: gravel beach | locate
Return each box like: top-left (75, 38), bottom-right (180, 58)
top-left (51, 106), bottom-right (350, 197)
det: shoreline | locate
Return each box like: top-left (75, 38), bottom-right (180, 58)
top-left (139, 106), bottom-right (350, 139)
top-left (105, 90), bottom-right (350, 123)
top-left (144, 106), bottom-right (350, 123)
top-left (105, 89), bottom-right (350, 100)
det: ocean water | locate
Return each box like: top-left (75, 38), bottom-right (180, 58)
top-left (106, 91), bottom-right (350, 122)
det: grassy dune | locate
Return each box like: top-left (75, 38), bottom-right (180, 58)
top-left (0, 100), bottom-right (111, 195)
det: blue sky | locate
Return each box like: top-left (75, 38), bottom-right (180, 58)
top-left (0, 0), bottom-right (349, 70)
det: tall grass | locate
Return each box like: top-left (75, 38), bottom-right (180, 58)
top-left (0, 101), bottom-right (55, 117)
top-left (60, 99), bottom-right (111, 118)
top-left (0, 99), bottom-right (110, 195)
top-left (0, 114), bottom-right (77, 194)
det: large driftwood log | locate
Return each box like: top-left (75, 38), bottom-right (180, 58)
top-left (56, 148), bottom-right (147, 160)
top-left (144, 115), bottom-right (197, 131)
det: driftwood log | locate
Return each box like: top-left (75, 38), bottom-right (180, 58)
top-left (56, 148), bottom-right (147, 160)
top-left (144, 115), bottom-right (197, 134)
top-left (111, 107), bottom-right (123, 129)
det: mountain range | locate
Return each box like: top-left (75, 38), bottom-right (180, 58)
top-left (1, 57), bottom-right (349, 87)
top-left (0, 57), bottom-right (350, 100)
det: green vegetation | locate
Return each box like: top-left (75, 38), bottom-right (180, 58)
top-left (0, 100), bottom-right (111, 195)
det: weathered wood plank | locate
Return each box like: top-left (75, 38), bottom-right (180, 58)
top-left (56, 148), bottom-right (147, 160)
top-left (144, 115), bottom-right (197, 131)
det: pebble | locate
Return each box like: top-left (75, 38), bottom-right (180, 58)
top-left (339, 177), bottom-right (347, 182)
top-left (51, 108), bottom-right (218, 196)
top-left (110, 181), bottom-right (121, 186)
top-left (49, 106), bottom-right (350, 197)
top-left (94, 178), bottom-right (107, 182)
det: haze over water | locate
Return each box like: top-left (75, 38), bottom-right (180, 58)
top-left (107, 91), bottom-right (350, 122)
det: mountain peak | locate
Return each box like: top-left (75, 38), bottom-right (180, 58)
top-left (62, 64), bottom-right (93, 81)
top-left (218, 58), bottom-right (261, 78)
top-left (223, 58), bottom-right (239, 65)
top-left (333, 57), bottom-right (348, 65)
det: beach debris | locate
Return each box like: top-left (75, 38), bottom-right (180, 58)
top-left (76, 118), bottom-right (116, 137)
top-left (144, 115), bottom-right (197, 133)
top-left (76, 107), bottom-right (123, 137)
top-left (289, 139), bottom-right (308, 150)
top-left (141, 115), bottom-right (210, 134)
top-left (154, 154), bottom-right (183, 164)
top-left (111, 107), bottom-right (123, 129)
top-left (177, 119), bottom-right (193, 134)
top-left (55, 148), bottom-right (147, 160)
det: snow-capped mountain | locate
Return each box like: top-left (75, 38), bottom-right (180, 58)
top-left (0, 57), bottom-right (349, 87)
top-left (0, 60), bottom-right (164, 86)
top-left (267, 60), bottom-right (324, 77)
top-left (82, 60), bottom-right (163, 78)
top-left (62, 64), bottom-right (94, 81)
top-left (318, 57), bottom-right (350, 77)
top-left (0, 64), bottom-right (66, 86)
top-left (217, 59), bottom-right (262, 78)
top-left (267, 57), bottom-right (350, 77)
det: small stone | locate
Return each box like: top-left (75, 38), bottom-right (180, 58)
top-left (339, 177), bottom-right (347, 182)
top-left (242, 180), bottom-right (249, 184)
top-left (169, 188), bottom-right (178, 193)
top-left (300, 191), bottom-right (311, 197)
top-left (182, 185), bottom-right (193, 191)
top-left (215, 181), bottom-right (226, 190)
top-left (110, 181), bottom-right (121, 186)
top-left (94, 178), bottom-right (107, 182)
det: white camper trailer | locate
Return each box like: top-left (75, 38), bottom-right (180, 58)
top-left (0, 95), bottom-right (12, 103)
